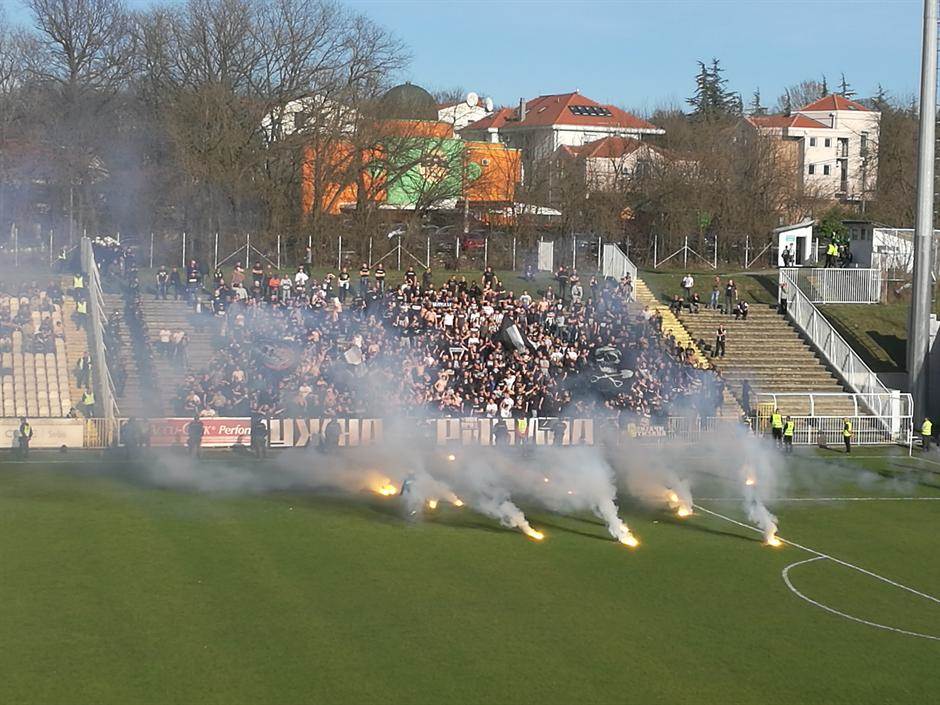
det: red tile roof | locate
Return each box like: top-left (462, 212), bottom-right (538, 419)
top-left (798, 94), bottom-right (872, 113)
top-left (462, 107), bottom-right (513, 132)
top-left (511, 92), bottom-right (659, 130)
top-left (746, 114), bottom-right (830, 130)
top-left (462, 93), bottom-right (660, 133)
top-left (563, 135), bottom-right (647, 159)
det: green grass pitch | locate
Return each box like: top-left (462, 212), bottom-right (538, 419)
top-left (1, 448), bottom-right (938, 705)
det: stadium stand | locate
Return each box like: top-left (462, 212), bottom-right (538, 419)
top-left (0, 286), bottom-right (73, 417)
top-left (652, 286), bottom-right (858, 418)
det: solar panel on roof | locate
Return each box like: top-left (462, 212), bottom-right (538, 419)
top-left (569, 105), bottom-right (611, 117)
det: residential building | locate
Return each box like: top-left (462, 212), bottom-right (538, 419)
top-left (554, 135), bottom-right (688, 192)
top-left (437, 93), bottom-right (494, 131)
top-left (745, 95), bottom-right (880, 203)
top-left (460, 91), bottom-right (663, 172)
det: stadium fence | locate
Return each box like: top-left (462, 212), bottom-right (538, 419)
top-left (778, 267), bottom-right (881, 304)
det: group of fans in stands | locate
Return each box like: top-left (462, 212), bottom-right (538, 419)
top-left (169, 258), bottom-right (725, 425)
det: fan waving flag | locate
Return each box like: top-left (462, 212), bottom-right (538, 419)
top-left (497, 314), bottom-right (535, 353)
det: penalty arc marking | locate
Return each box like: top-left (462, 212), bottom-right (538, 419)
top-left (782, 557), bottom-right (940, 642)
top-left (693, 503), bottom-right (940, 641)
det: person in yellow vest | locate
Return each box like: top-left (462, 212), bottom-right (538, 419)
top-left (74, 298), bottom-right (88, 330)
top-left (770, 408), bottom-right (784, 448)
top-left (842, 417), bottom-right (852, 454)
top-left (922, 417), bottom-right (933, 452)
top-left (516, 417), bottom-right (528, 445)
top-left (825, 241), bottom-right (838, 268)
top-left (80, 387), bottom-right (95, 418)
top-left (783, 416), bottom-right (795, 454)
top-left (72, 272), bottom-right (84, 294)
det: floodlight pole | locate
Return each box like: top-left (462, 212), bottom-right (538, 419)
top-left (908, 0), bottom-right (937, 422)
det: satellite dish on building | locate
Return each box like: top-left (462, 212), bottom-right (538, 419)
top-left (484, 96), bottom-right (494, 112)
top-left (466, 92), bottom-right (479, 108)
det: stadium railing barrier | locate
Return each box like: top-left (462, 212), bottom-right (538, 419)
top-left (65, 413), bottom-right (908, 450)
top-left (779, 267), bottom-right (882, 304)
top-left (80, 238), bottom-right (119, 445)
top-left (778, 269), bottom-right (898, 429)
top-left (601, 243), bottom-right (637, 301)
top-left (755, 392), bottom-right (913, 450)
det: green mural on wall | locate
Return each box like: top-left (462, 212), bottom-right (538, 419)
top-left (379, 136), bottom-right (483, 207)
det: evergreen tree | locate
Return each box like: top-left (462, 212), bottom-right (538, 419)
top-left (782, 89), bottom-right (792, 117)
top-left (820, 75), bottom-right (829, 96)
top-left (871, 84), bottom-right (889, 111)
top-left (686, 58), bottom-right (737, 121)
top-left (749, 87), bottom-right (767, 115)
top-left (839, 73), bottom-right (856, 98)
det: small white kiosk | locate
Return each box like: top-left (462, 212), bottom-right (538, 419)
top-left (774, 219), bottom-right (815, 267)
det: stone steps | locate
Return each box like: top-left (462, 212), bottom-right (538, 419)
top-left (638, 279), bottom-right (854, 418)
top-left (633, 280), bottom-right (743, 418)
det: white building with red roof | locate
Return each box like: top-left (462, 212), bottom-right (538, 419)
top-left (555, 136), bottom-right (689, 192)
top-left (745, 95), bottom-right (880, 203)
top-left (460, 91), bottom-right (663, 167)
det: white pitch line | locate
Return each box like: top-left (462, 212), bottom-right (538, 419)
top-left (696, 497), bottom-right (940, 502)
top-left (781, 557), bottom-right (940, 642)
top-left (692, 503), bottom-right (940, 606)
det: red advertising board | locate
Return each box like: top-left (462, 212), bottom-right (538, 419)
top-left (148, 418), bottom-right (252, 448)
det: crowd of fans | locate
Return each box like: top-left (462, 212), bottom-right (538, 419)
top-left (170, 259), bottom-right (725, 423)
top-left (0, 280), bottom-right (66, 355)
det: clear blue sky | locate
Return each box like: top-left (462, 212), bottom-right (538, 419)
top-left (3, 0), bottom-right (925, 112)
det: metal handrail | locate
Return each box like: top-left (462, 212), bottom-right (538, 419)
top-left (80, 238), bottom-right (119, 436)
top-left (779, 269), bottom-right (895, 422)
top-left (778, 267), bottom-right (881, 304)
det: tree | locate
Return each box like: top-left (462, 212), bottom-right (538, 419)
top-left (838, 73), bottom-right (856, 99)
top-left (820, 74), bottom-right (829, 96)
top-left (775, 79), bottom-right (824, 113)
top-left (687, 58), bottom-right (737, 122)
top-left (749, 87), bottom-right (767, 116)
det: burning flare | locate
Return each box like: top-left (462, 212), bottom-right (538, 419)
top-left (666, 490), bottom-right (693, 518)
top-left (765, 531), bottom-right (783, 547)
top-left (745, 476), bottom-right (756, 487)
top-left (426, 499), bottom-right (438, 510)
top-left (375, 482), bottom-right (398, 497)
top-left (619, 531), bottom-right (640, 548)
top-left (446, 453), bottom-right (457, 462)
top-left (523, 525), bottom-right (545, 541)
top-left (452, 498), bottom-right (465, 508)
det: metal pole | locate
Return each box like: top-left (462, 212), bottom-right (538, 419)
top-left (214, 232), bottom-right (219, 270)
top-left (48, 229), bottom-right (53, 268)
top-left (368, 236), bottom-right (373, 268)
top-left (338, 235), bottom-right (342, 271)
top-left (277, 234), bottom-right (282, 270)
top-left (149, 232), bottom-right (154, 269)
top-left (455, 234), bottom-right (460, 264)
top-left (597, 235), bottom-right (602, 272)
top-left (397, 235), bottom-right (401, 270)
top-left (908, 0), bottom-right (937, 422)
top-left (745, 234), bottom-right (750, 268)
top-left (714, 233), bottom-right (718, 269)
top-left (245, 233), bottom-right (250, 269)
top-left (116, 231), bottom-right (121, 244)
top-left (512, 236), bottom-right (517, 271)
top-left (181, 231), bottom-right (186, 267)
top-left (426, 235), bottom-right (430, 269)
top-left (484, 236), bottom-right (489, 268)
top-left (683, 234), bottom-right (688, 269)
top-left (654, 233), bottom-right (658, 269)
top-left (571, 236), bottom-right (576, 270)
top-left (13, 224), bottom-right (17, 267)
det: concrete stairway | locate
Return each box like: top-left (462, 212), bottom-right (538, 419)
top-left (668, 303), bottom-right (858, 417)
top-left (137, 298), bottom-right (216, 414)
top-left (101, 292), bottom-right (148, 418)
top-left (61, 294), bottom-right (88, 411)
top-left (633, 280), bottom-right (743, 418)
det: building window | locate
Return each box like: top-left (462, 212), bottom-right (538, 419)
top-left (861, 132), bottom-right (869, 156)
top-left (825, 138), bottom-right (831, 147)
top-left (823, 165), bottom-right (830, 175)
top-left (809, 137), bottom-right (817, 147)
top-left (808, 164), bottom-right (815, 175)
